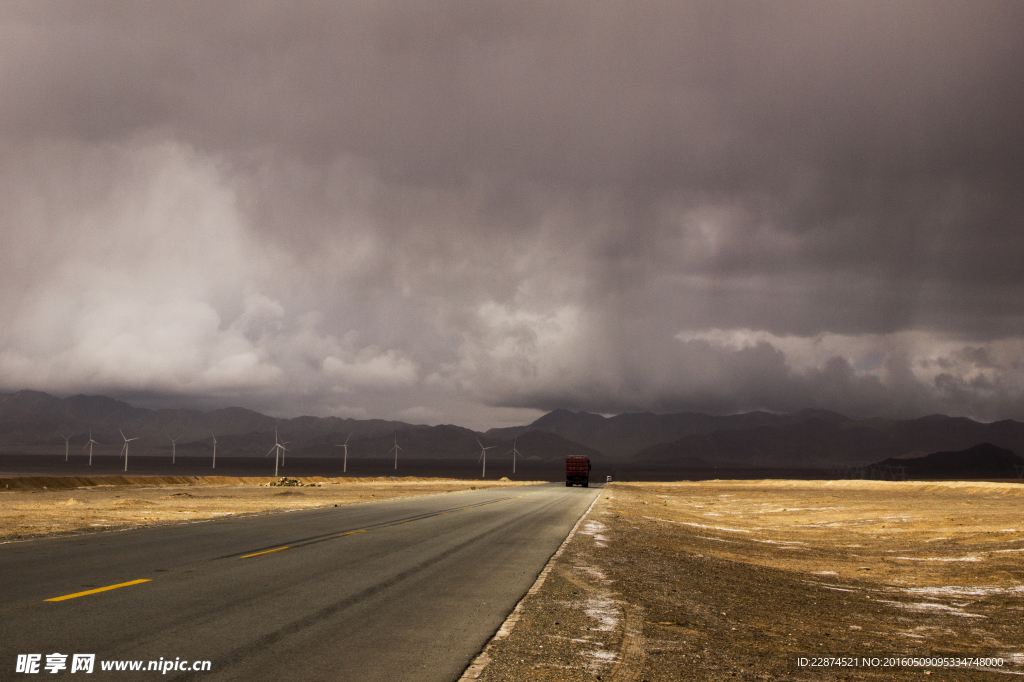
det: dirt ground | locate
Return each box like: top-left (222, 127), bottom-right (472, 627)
top-left (0, 475), bottom-right (540, 543)
top-left (473, 480), bottom-right (1024, 681)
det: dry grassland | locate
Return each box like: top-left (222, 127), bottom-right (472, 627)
top-left (475, 480), bottom-right (1024, 681)
top-left (0, 476), bottom-right (539, 543)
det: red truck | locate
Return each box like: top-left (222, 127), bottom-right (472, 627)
top-left (565, 456), bottom-right (591, 487)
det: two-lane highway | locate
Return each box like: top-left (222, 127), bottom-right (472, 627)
top-left (1, 484), bottom-right (599, 680)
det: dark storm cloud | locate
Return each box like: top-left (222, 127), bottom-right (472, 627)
top-left (1, 1), bottom-right (1023, 426)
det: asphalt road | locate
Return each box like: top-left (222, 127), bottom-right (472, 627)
top-left (1, 483), bottom-right (601, 681)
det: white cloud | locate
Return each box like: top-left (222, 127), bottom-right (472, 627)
top-left (323, 349), bottom-right (418, 389)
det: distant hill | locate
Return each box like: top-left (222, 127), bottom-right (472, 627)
top-left (485, 407), bottom-right (848, 458)
top-left (0, 390), bottom-right (601, 462)
top-left (872, 443), bottom-right (1024, 478)
top-left (0, 390), bottom-right (419, 457)
top-left (631, 416), bottom-right (1024, 469)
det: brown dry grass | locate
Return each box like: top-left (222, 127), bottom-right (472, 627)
top-left (613, 479), bottom-right (1024, 590)
top-left (0, 476), bottom-right (540, 543)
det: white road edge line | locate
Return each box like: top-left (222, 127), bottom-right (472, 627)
top-left (458, 488), bottom-right (604, 681)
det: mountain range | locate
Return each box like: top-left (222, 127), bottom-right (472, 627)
top-left (489, 407), bottom-right (1024, 469)
top-left (627, 414), bottom-right (1024, 468)
top-left (485, 407), bottom-right (851, 458)
top-left (3, 390), bottom-right (1024, 472)
top-left (0, 390), bottom-right (599, 462)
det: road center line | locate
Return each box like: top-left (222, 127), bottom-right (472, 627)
top-left (337, 530), bottom-right (367, 537)
top-left (241, 547), bottom-right (290, 558)
top-left (45, 579), bottom-right (151, 602)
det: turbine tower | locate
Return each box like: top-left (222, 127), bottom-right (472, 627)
top-left (168, 435), bottom-right (178, 464)
top-left (335, 432), bottom-right (352, 473)
top-left (504, 437), bottom-right (522, 475)
top-left (61, 434), bottom-right (70, 462)
top-left (119, 429), bottom-right (139, 473)
top-left (280, 428), bottom-right (290, 466)
top-left (476, 437), bottom-right (495, 478)
top-left (83, 429), bottom-right (99, 466)
top-left (211, 434), bottom-right (217, 469)
top-left (388, 433), bottom-right (403, 470)
top-left (265, 428), bottom-right (288, 477)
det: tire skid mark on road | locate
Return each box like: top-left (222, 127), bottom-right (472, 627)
top-left (216, 494), bottom-right (519, 560)
top-left (608, 604), bottom-right (647, 682)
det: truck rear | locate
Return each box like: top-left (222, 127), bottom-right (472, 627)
top-left (565, 456), bottom-right (591, 487)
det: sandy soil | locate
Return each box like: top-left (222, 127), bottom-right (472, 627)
top-left (474, 480), bottom-right (1024, 681)
top-left (0, 476), bottom-right (541, 543)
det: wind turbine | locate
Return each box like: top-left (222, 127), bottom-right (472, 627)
top-left (277, 426), bottom-right (291, 466)
top-left (476, 437), bottom-right (495, 478)
top-left (119, 429), bottom-right (138, 473)
top-left (61, 434), bottom-right (70, 462)
top-left (211, 434), bottom-right (217, 469)
top-left (83, 429), bottom-right (99, 466)
top-left (265, 428), bottom-right (288, 477)
top-left (168, 435), bottom-right (178, 464)
top-left (504, 437), bottom-right (522, 475)
top-left (388, 433), bottom-right (403, 470)
top-left (335, 432), bottom-right (352, 473)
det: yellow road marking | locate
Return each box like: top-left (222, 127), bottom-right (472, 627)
top-left (337, 530), bottom-right (367, 537)
top-left (46, 579), bottom-right (151, 602)
top-left (396, 519), bottom-right (416, 524)
top-left (241, 546), bottom-right (289, 558)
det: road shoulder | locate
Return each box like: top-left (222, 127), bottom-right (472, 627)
top-left (466, 481), bottom-right (1023, 681)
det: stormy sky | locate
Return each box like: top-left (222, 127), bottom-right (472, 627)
top-left (1, 1), bottom-right (1023, 429)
